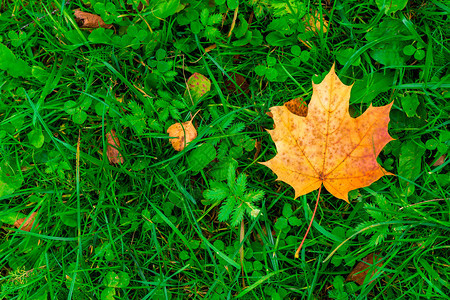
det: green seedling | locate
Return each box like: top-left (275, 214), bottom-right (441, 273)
top-left (203, 162), bottom-right (264, 226)
top-left (403, 44), bottom-right (426, 61)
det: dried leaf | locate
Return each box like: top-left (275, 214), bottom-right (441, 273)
top-left (74, 9), bottom-right (113, 29)
top-left (106, 129), bottom-right (124, 165)
top-left (225, 73), bottom-right (249, 96)
top-left (261, 65), bottom-right (394, 202)
top-left (14, 212), bottom-right (38, 232)
top-left (432, 155), bottom-right (446, 167)
top-left (304, 11), bottom-right (328, 33)
top-left (167, 121), bottom-right (197, 151)
top-left (346, 253), bottom-right (384, 285)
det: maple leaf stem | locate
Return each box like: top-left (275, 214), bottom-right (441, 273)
top-left (295, 185), bottom-right (322, 259)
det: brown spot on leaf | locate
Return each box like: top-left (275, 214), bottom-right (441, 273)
top-left (284, 98), bottom-right (308, 117)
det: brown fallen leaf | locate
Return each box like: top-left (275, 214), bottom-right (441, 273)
top-left (261, 65), bottom-right (394, 202)
top-left (106, 129), bottom-right (124, 165)
top-left (346, 253), bottom-right (384, 285)
top-left (167, 121), bottom-right (197, 151)
top-left (74, 9), bottom-right (113, 29)
top-left (225, 73), bottom-right (249, 96)
top-left (14, 212), bottom-right (39, 232)
top-left (432, 155), bottom-right (446, 166)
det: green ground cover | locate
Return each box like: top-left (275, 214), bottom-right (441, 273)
top-left (0, 0), bottom-right (449, 299)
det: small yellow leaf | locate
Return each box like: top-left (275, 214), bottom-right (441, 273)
top-left (167, 121), bottom-right (197, 151)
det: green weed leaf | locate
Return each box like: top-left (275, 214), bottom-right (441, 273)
top-left (187, 142), bottom-right (216, 173)
top-left (401, 94), bottom-right (420, 117)
top-left (27, 127), bottom-right (44, 148)
top-left (204, 181), bottom-right (230, 202)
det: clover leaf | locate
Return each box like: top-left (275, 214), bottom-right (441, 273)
top-left (64, 98), bottom-right (92, 124)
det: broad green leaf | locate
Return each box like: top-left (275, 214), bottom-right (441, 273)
top-left (414, 50), bottom-right (425, 60)
top-left (72, 111), bottom-right (88, 124)
top-left (255, 65), bottom-right (267, 76)
top-left (365, 19), bottom-right (412, 66)
top-left (0, 43), bottom-right (16, 70)
top-left (32, 66), bottom-right (50, 83)
top-left (64, 100), bottom-right (78, 115)
top-left (291, 45), bottom-right (301, 56)
top-left (266, 31), bottom-right (293, 46)
top-left (65, 29), bottom-right (86, 44)
top-left (0, 161), bottom-right (23, 197)
top-left (282, 203), bottom-right (293, 218)
top-left (275, 217), bottom-right (288, 230)
top-left (350, 71), bottom-right (394, 104)
top-left (210, 158), bottom-right (238, 180)
top-left (401, 94), bottom-right (420, 117)
top-left (376, 0), bottom-right (408, 14)
top-left (230, 146), bottom-right (243, 159)
top-left (0, 211), bottom-right (26, 225)
top-left (187, 142), bottom-right (216, 173)
top-left (234, 15), bottom-right (248, 38)
top-left (403, 44), bottom-right (416, 56)
top-left (398, 140), bottom-right (425, 196)
top-left (227, 0), bottom-right (239, 10)
top-left (88, 28), bottom-right (113, 44)
top-left (336, 48), bottom-right (361, 66)
top-left (154, 0), bottom-right (180, 19)
top-left (8, 31), bottom-right (26, 47)
top-left (101, 287), bottom-right (116, 300)
top-left (60, 214), bottom-right (77, 227)
top-left (116, 272), bottom-right (130, 288)
top-left (104, 271), bottom-right (120, 287)
top-left (28, 127), bottom-right (45, 148)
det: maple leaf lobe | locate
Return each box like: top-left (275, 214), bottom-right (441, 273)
top-left (261, 65), bottom-right (394, 202)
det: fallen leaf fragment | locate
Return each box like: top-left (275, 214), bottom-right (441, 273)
top-left (74, 9), bottom-right (113, 29)
top-left (432, 155), bottom-right (446, 166)
top-left (225, 73), bottom-right (249, 96)
top-left (346, 253), bottom-right (384, 285)
top-left (106, 129), bottom-right (124, 165)
top-left (205, 44), bottom-right (217, 53)
top-left (261, 65), bottom-right (394, 202)
top-left (14, 212), bottom-right (39, 232)
top-left (167, 121), bottom-right (197, 151)
top-left (303, 11), bottom-right (328, 33)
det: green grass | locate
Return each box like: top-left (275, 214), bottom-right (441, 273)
top-left (0, 0), bottom-right (449, 299)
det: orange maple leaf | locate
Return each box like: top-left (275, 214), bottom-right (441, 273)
top-left (261, 65), bottom-right (394, 202)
